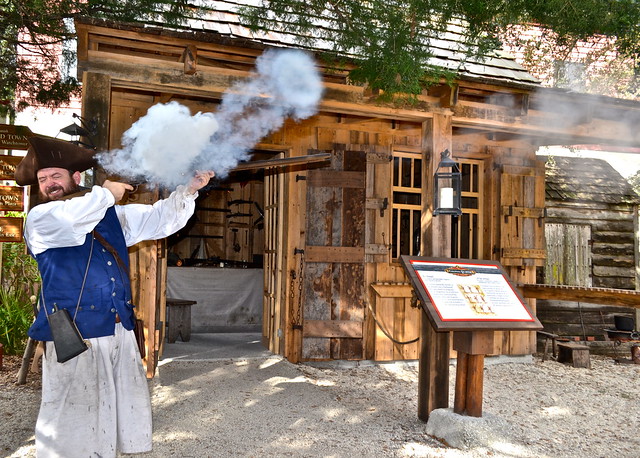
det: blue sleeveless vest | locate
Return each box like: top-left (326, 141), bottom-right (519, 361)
top-left (28, 207), bottom-right (135, 341)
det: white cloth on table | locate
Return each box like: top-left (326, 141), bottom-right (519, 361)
top-left (36, 324), bottom-right (152, 458)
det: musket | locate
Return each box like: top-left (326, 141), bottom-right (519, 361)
top-left (230, 152), bottom-right (330, 171)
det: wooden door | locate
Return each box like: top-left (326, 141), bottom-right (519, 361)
top-left (498, 162), bottom-right (546, 354)
top-left (301, 146), bottom-right (367, 360)
top-left (545, 223), bottom-right (592, 286)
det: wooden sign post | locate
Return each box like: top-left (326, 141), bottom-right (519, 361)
top-left (401, 256), bottom-right (542, 419)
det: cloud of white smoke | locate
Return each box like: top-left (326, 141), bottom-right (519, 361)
top-left (97, 49), bottom-right (323, 189)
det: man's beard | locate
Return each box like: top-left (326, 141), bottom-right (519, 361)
top-left (38, 181), bottom-right (82, 203)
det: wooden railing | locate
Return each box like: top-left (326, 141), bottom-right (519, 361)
top-left (518, 284), bottom-right (640, 309)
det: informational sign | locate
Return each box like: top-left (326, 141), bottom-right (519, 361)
top-left (0, 186), bottom-right (24, 211)
top-left (0, 155), bottom-right (23, 180)
top-left (401, 256), bottom-right (542, 331)
top-left (0, 124), bottom-right (33, 150)
top-left (0, 217), bottom-right (23, 242)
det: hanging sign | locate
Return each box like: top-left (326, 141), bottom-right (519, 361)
top-left (0, 216), bottom-right (23, 242)
top-left (0, 186), bottom-right (24, 211)
top-left (0, 124), bottom-right (33, 150)
top-left (0, 155), bottom-right (23, 180)
top-left (401, 256), bottom-right (542, 331)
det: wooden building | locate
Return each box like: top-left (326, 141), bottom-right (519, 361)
top-left (72, 5), bottom-right (640, 375)
top-left (536, 155), bottom-right (640, 339)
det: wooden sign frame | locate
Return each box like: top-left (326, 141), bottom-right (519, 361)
top-left (0, 186), bottom-right (24, 212)
top-left (0, 217), bottom-right (24, 242)
top-left (400, 255), bottom-right (542, 332)
top-left (0, 124), bottom-right (33, 150)
top-left (0, 155), bottom-right (22, 181)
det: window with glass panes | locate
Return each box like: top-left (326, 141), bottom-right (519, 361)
top-left (391, 152), bottom-right (484, 260)
top-left (455, 159), bottom-right (484, 259)
top-left (391, 151), bottom-right (422, 258)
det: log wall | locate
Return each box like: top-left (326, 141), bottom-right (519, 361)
top-left (546, 201), bottom-right (638, 290)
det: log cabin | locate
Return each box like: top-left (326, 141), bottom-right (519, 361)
top-left (72, 3), bottom-right (640, 376)
top-left (536, 155), bottom-right (640, 341)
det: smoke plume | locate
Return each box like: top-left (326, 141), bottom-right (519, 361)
top-left (97, 49), bottom-right (323, 189)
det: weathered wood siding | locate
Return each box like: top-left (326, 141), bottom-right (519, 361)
top-left (536, 300), bottom-right (635, 339)
top-left (545, 202), bottom-right (638, 290)
top-left (544, 223), bottom-right (592, 286)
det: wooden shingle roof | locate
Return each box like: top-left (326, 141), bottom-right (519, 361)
top-left (141, 0), bottom-right (541, 88)
top-left (541, 155), bottom-right (640, 205)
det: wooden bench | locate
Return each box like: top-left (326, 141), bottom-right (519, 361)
top-left (166, 298), bottom-right (197, 343)
top-left (557, 342), bottom-right (591, 368)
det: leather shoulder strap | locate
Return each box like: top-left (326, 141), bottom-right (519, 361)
top-left (93, 230), bottom-right (130, 275)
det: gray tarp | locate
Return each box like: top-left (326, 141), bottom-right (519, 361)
top-left (167, 266), bottom-right (263, 332)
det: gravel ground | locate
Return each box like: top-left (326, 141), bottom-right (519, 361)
top-left (1, 341), bottom-right (640, 457)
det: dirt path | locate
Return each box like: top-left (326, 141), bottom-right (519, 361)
top-left (2, 351), bottom-right (639, 457)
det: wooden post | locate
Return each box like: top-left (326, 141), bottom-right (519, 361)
top-left (418, 312), bottom-right (450, 421)
top-left (464, 354), bottom-right (485, 417)
top-left (453, 351), bottom-right (468, 413)
top-left (634, 205), bottom-right (640, 330)
top-left (631, 344), bottom-right (640, 364)
top-left (417, 115), bottom-right (453, 422)
top-left (452, 330), bottom-right (494, 417)
top-left (16, 338), bottom-right (36, 385)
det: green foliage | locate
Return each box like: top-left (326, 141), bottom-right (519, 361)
top-left (1, 241), bottom-right (40, 295)
top-left (0, 287), bottom-right (33, 355)
top-left (0, 0), bottom-right (193, 117)
top-left (3, 0), bottom-right (640, 112)
top-left (0, 214), bottom-right (39, 355)
top-left (240, 0), bottom-right (640, 100)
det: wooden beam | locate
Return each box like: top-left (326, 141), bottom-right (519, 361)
top-left (307, 170), bottom-right (364, 188)
top-left (78, 45), bottom-right (640, 145)
top-left (427, 83), bottom-right (459, 108)
top-left (518, 283), bottom-right (640, 308)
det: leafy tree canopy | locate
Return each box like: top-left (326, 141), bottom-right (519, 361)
top-left (3, 0), bottom-right (639, 116)
top-left (240, 0), bottom-right (640, 100)
top-left (0, 0), bottom-right (192, 119)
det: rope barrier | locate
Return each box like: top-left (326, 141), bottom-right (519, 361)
top-left (365, 298), bottom-right (420, 345)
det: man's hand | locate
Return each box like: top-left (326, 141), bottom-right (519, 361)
top-left (186, 170), bottom-right (215, 194)
top-left (103, 180), bottom-right (134, 202)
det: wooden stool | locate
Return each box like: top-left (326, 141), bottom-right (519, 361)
top-left (557, 342), bottom-right (590, 368)
top-left (538, 331), bottom-right (561, 361)
top-left (166, 298), bottom-right (197, 343)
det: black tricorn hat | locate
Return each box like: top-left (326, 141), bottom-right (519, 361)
top-left (14, 136), bottom-right (98, 186)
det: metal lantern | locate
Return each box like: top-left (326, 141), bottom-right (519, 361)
top-left (433, 149), bottom-right (462, 216)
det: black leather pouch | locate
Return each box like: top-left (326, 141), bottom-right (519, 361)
top-left (47, 308), bottom-right (89, 363)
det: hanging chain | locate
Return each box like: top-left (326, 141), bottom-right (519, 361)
top-left (290, 248), bottom-right (305, 330)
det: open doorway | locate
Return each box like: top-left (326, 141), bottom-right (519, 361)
top-left (164, 150), bottom-right (282, 350)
